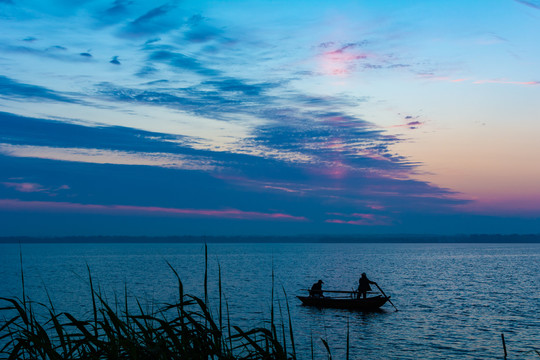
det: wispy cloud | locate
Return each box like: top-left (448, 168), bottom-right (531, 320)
top-left (183, 15), bottom-right (224, 43)
top-left (0, 143), bottom-right (218, 171)
top-left (147, 50), bottom-right (222, 76)
top-left (319, 42), bottom-right (371, 75)
top-left (0, 44), bottom-right (98, 64)
top-left (110, 56), bottom-right (121, 65)
top-left (104, 0), bottom-right (133, 16)
top-left (472, 79), bottom-right (539, 86)
top-left (0, 199), bottom-right (308, 221)
top-left (2, 182), bottom-right (46, 193)
top-left (120, 3), bottom-right (181, 37)
top-left (514, 0), bottom-right (540, 10)
top-left (0, 76), bottom-right (80, 103)
top-left (2, 181), bottom-right (69, 194)
top-left (325, 212), bottom-right (392, 226)
top-left (202, 78), bottom-right (277, 96)
top-left (133, 3), bottom-right (176, 24)
top-left (391, 116), bottom-right (424, 130)
top-left (93, 79), bottom-right (402, 169)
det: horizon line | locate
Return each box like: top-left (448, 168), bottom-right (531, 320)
top-left (1, 234), bottom-right (540, 244)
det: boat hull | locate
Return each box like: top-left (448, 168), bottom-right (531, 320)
top-left (297, 295), bottom-right (387, 310)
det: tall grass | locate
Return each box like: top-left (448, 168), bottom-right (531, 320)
top-left (0, 255), bottom-right (298, 359)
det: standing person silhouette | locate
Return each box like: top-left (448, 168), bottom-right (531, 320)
top-left (357, 273), bottom-right (377, 299)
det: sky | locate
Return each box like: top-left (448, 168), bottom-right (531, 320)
top-left (1, 0), bottom-right (539, 236)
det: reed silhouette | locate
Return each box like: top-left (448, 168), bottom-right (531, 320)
top-left (0, 245), bottom-right (313, 359)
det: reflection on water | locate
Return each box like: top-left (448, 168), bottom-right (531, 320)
top-left (1, 242), bottom-right (539, 359)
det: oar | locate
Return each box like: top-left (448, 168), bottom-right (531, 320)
top-left (374, 283), bottom-right (398, 311)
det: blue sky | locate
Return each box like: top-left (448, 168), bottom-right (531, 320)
top-left (1, 0), bottom-right (539, 236)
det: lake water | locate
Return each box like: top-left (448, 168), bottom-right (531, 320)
top-left (1, 242), bottom-right (539, 359)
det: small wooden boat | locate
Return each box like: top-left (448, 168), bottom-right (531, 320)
top-left (297, 285), bottom-right (390, 311)
top-left (297, 294), bottom-right (388, 310)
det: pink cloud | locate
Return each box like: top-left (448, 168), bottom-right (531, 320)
top-left (325, 212), bottom-right (391, 226)
top-left (391, 120), bottom-right (424, 130)
top-left (472, 79), bottom-right (539, 86)
top-left (325, 217), bottom-right (390, 226)
top-left (263, 185), bottom-right (299, 193)
top-left (350, 213), bottom-right (377, 220)
top-left (366, 203), bottom-right (385, 210)
top-left (319, 44), bottom-right (372, 76)
top-left (417, 74), bottom-right (468, 82)
top-left (357, 149), bottom-right (392, 162)
top-left (2, 182), bottom-right (71, 195)
top-left (0, 199), bottom-right (308, 221)
top-left (313, 161), bottom-right (349, 179)
top-left (326, 212), bottom-right (376, 219)
top-left (2, 182), bottom-right (46, 193)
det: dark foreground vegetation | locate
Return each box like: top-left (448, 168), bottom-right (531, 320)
top-left (1, 248), bottom-right (306, 360)
top-left (0, 280), bottom-right (298, 359)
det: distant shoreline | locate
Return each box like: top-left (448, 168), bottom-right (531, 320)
top-left (1, 234), bottom-right (540, 244)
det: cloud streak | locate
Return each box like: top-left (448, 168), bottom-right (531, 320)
top-left (0, 76), bottom-right (79, 103)
top-left (147, 50), bottom-right (222, 76)
top-left (0, 199), bottom-right (307, 221)
top-left (514, 0), bottom-right (540, 10)
top-left (120, 3), bottom-right (181, 37)
top-left (0, 143), bottom-right (218, 171)
top-left (2, 182), bottom-right (46, 193)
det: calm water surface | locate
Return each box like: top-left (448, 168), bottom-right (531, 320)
top-left (1, 243), bottom-right (539, 359)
